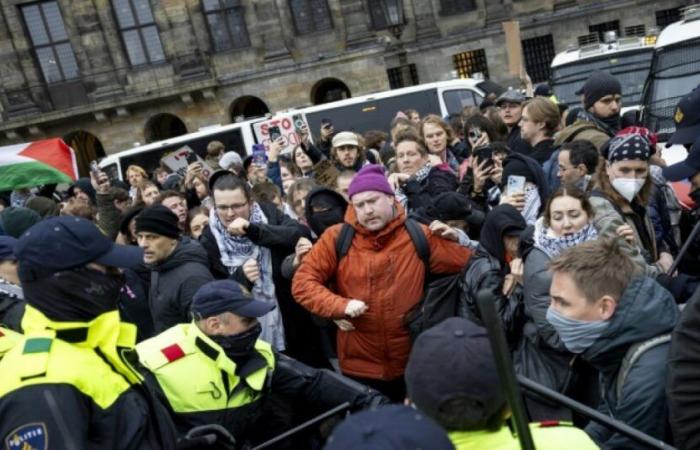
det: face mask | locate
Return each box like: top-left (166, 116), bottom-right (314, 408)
top-left (611, 178), bottom-right (645, 202)
top-left (690, 188), bottom-right (700, 210)
top-left (546, 306), bottom-right (609, 354)
top-left (211, 322), bottom-right (262, 363)
top-left (308, 207), bottom-right (345, 237)
top-left (23, 267), bottom-right (124, 322)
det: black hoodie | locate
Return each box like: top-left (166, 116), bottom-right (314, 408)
top-left (304, 187), bottom-right (347, 238)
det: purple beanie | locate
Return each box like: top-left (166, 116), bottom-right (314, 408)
top-left (347, 164), bottom-right (394, 199)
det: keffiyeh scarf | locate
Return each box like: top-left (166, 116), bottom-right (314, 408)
top-left (209, 203), bottom-right (285, 350)
top-left (533, 217), bottom-right (599, 259)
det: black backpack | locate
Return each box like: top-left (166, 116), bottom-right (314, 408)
top-left (335, 219), bottom-right (464, 341)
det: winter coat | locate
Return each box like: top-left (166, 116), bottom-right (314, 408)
top-left (667, 286), bottom-right (700, 450)
top-left (460, 205), bottom-right (525, 347)
top-left (147, 238), bottom-right (213, 333)
top-left (583, 276), bottom-right (679, 449)
top-left (199, 202), bottom-right (322, 366)
top-left (292, 203), bottom-right (471, 380)
top-left (553, 120), bottom-right (611, 151)
top-left (0, 282), bottom-right (24, 332)
top-left (506, 125), bottom-right (533, 155)
top-left (589, 189), bottom-right (661, 277)
top-left (529, 139), bottom-right (555, 165)
top-left (403, 166), bottom-right (458, 212)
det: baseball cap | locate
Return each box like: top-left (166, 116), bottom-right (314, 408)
top-left (191, 280), bottom-right (275, 319)
top-left (667, 84), bottom-right (700, 146)
top-left (405, 317), bottom-right (506, 424)
top-left (663, 136), bottom-right (700, 181)
top-left (324, 405), bottom-right (455, 450)
top-left (495, 88), bottom-right (526, 106)
top-left (332, 131), bottom-right (360, 148)
top-left (15, 216), bottom-right (144, 282)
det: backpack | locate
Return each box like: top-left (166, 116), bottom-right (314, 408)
top-left (335, 218), bottom-right (464, 341)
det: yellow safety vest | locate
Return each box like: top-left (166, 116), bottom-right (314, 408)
top-left (449, 422), bottom-right (600, 449)
top-left (136, 322), bottom-right (275, 414)
top-left (0, 306), bottom-right (142, 410)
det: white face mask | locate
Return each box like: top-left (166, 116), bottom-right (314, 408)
top-left (612, 178), bottom-right (645, 202)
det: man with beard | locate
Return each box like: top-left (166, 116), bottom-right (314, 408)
top-left (136, 279), bottom-right (387, 447)
top-left (555, 71), bottom-right (622, 151)
top-left (331, 132), bottom-right (367, 172)
top-left (0, 216), bottom-right (178, 449)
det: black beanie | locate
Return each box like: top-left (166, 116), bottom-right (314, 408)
top-left (135, 205), bottom-right (180, 239)
top-left (576, 71), bottom-right (622, 110)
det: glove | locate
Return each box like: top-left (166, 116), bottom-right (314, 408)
top-left (177, 424), bottom-right (236, 450)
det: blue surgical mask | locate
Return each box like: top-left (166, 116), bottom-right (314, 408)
top-left (546, 306), bottom-right (609, 354)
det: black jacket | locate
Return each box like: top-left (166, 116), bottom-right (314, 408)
top-left (148, 238), bottom-right (213, 333)
top-left (0, 281), bottom-right (24, 331)
top-left (584, 276), bottom-right (679, 449)
top-left (529, 139), bottom-right (555, 165)
top-left (403, 166), bottom-right (458, 212)
top-left (506, 125), bottom-right (533, 155)
top-left (667, 285), bottom-right (700, 449)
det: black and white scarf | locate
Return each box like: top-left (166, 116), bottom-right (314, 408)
top-left (533, 217), bottom-right (598, 259)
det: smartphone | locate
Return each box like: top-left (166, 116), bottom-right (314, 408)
top-left (252, 143), bottom-right (267, 165)
top-left (89, 160), bottom-right (100, 176)
top-left (473, 146), bottom-right (493, 169)
top-left (292, 114), bottom-right (305, 133)
top-left (507, 175), bottom-right (526, 196)
top-left (185, 152), bottom-right (199, 165)
top-left (468, 127), bottom-right (483, 142)
top-left (269, 125), bottom-right (282, 142)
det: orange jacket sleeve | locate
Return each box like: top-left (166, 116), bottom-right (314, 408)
top-left (426, 229), bottom-right (472, 274)
top-left (291, 225), bottom-right (349, 319)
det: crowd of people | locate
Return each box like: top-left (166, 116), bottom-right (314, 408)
top-left (1, 69), bottom-right (700, 449)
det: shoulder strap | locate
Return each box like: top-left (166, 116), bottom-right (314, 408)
top-left (404, 218), bottom-right (430, 271)
top-left (615, 333), bottom-right (672, 402)
top-left (335, 223), bottom-right (355, 262)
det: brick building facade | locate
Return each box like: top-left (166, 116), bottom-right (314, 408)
top-left (0, 0), bottom-right (689, 174)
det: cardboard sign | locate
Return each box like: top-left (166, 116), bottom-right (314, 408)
top-left (502, 21), bottom-right (523, 77)
top-left (160, 146), bottom-right (214, 179)
top-left (253, 113), bottom-right (311, 155)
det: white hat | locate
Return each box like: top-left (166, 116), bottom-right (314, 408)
top-left (219, 151), bottom-right (243, 170)
top-left (332, 131), bottom-right (360, 148)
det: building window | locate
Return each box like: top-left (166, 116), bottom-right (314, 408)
top-left (112, 0), bottom-right (166, 66)
top-left (522, 34), bottom-right (555, 83)
top-left (624, 24), bottom-right (646, 37)
top-left (588, 20), bottom-right (620, 41)
top-left (367, 0), bottom-right (387, 30)
top-left (439, 0), bottom-right (476, 15)
top-left (20, 1), bottom-right (79, 84)
top-left (289, 0), bottom-right (332, 35)
top-left (453, 49), bottom-right (489, 79)
top-left (202, 0), bottom-right (250, 51)
top-left (387, 64), bottom-right (419, 89)
top-left (656, 7), bottom-right (681, 28)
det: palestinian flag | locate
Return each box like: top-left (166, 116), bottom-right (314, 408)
top-left (0, 138), bottom-right (78, 191)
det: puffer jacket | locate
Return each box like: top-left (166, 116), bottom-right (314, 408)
top-left (589, 188), bottom-right (661, 277)
top-left (292, 203), bottom-right (471, 380)
top-left (147, 238), bottom-right (213, 333)
top-left (583, 276), bottom-right (679, 449)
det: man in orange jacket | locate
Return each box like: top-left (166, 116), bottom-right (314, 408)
top-left (292, 164), bottom-right (471, 401)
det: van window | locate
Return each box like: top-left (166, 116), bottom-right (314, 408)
top-left (305, 89), bottom-right (441, 135)
top-left (102, 162), bottom-right (119, 181)
top-left (443, 89), bottom-right (481, 114)
top-left (118, 128), bottom-right (246, 176)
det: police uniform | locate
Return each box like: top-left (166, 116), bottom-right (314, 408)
top-left (449, 421), bottom-right (600, 449)
top-left (137, 279), bottom-right (387, 447)
top-left (0, 307), bottom-right (177, 450)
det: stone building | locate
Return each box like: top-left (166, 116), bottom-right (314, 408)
top-left (0, 0), bottom-right (690, 173)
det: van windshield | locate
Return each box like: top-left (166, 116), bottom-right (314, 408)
top-left (642, 39), bottom-right (700, 138)
top-left (551, 48), bottom-right (653, 107)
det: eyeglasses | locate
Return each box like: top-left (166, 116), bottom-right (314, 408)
top-left (215, 202), bottom-right (248, 212)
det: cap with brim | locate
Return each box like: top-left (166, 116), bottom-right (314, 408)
top-left (667, 125), bottom-right (700, 147)
top-left (191, 280), bottom-right (275, 319)
top-left (332, 131), bottom-right (360, 148)
top-left (663, 144), bottom-right (700, 181)
top-left (94, 244), bottom-right (145, 269)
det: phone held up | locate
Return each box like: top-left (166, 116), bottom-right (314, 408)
top-left (268, 125), bottom-right (282, 142)
top-left (473, 145), bottom-right (494, 170)
top-left (507, 175), bottom-right (526, 197)
top-left (89, 160), bottom-right (100, 176)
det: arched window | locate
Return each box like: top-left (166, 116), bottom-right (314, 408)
top-left (311, 78), bottom-right (351, 105)
top-left (62, 130), bottom-right (106, 176)
top-left (144, 113), bottom-right (187, 143)
top-left (230, 96), bottom-right (270, 121)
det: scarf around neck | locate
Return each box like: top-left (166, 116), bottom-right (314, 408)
top-left (533, 217), bottom-right (598, 259)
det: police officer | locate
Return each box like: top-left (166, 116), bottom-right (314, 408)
top-left (136, 279), bottom-right (387, 448)
top-left (404, 318), bottom-right (599, 450)
top-left (0, 216), bottom-right (178, 450)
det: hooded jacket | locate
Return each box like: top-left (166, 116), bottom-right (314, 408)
top-left (292, 202), bottom-right (471, 380)
top-left (461, 205), bottom-right (526, 346)
top-left (67, 178), bottom-right (97, 204)
top-left (148, 238), bottom-right (213, 333)
top-left (583, 276), bottom-right (679, 449)
top-left (501, 153), bottom-right (550, 216)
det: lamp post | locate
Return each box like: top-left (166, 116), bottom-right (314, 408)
top-left (378, 0), bottom-right (411, 86)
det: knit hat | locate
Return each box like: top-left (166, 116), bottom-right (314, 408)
top-left (576, 71), bottom-right (622, 110)
top-left (219, 151), bottom-right (243, 171)
top-left (25, 196), bottom-right (60, 218)
top-left (0, 207), bottom-right (42, 239)
top-left (606, 134), bottom-right (652, 163)
top-left (134, 205), bottom-right (180, 239)
top-left (347, 164), bottom-right (394, 199)
top-left (67, 178), bottom-right (96, 204)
